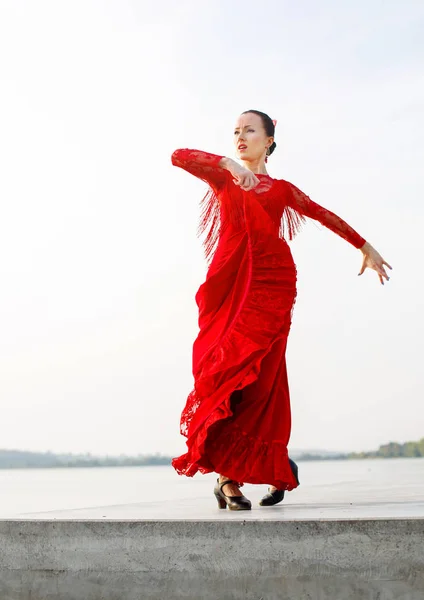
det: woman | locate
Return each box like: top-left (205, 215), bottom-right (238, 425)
top-left (171, 110), bottom-right (391, 511)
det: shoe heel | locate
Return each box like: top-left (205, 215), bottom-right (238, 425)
top-left (289, 458), bottom-right (300, 485)
top-left (214, 492), bottom-right (227, 509)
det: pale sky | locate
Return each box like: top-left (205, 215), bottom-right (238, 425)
top-left (0, 0), bottom-right (422, 456)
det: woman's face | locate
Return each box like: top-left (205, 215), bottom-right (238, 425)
top-left (233, 112), bottom-right (273, 163)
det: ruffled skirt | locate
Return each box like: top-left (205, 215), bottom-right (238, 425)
top-left (172, 229), bottom-right (299, 490)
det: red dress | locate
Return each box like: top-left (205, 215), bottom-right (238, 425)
top-left (171, 149), bottom-right (366, 490)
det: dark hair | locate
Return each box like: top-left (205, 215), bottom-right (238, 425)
top-left (241, 109), bottom-right (276, 156)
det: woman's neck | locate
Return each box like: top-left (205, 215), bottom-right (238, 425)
top-left (241, 159), bottom-right (268, 175)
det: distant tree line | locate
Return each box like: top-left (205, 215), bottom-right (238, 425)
top-left (296, 453), bottom-right (347, 461)
top-left (296, 438), bottom-right (424, 461)
top-left (348, 438), bottom-right (424, 459)
top-left (0, 450), bottom-right (172, 469)
top-left (0, 437), bottom-right (422, 468)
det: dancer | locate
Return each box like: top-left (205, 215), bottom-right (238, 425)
top-left (171, 110), bottom-right (391, 510)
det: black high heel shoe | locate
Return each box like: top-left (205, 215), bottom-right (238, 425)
top-left (214, 478), bottom-right (252, 511)
top-left (259, 458), bottom-right (300, 507)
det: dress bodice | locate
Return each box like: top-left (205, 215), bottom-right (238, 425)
top-left (171, 148), bottom-right (366, 263)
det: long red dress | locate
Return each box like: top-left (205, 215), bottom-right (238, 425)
top-left (171, 149), bottom-right (366, 490)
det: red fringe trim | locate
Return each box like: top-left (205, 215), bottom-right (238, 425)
top-left (198, 188), bottom-right (221, 264)
top-left (198, 185), bottom-right (245, 264)
top-left (199, 185), bottom-right (307, 265)
top-left (279, 204), bottom-right (307, 241)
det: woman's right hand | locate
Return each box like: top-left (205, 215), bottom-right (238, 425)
top-left (220, 158), bottom-right (260, 191)
top-left (358, 241), bottom-right (392, 285)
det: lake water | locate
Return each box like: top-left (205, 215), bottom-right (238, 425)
top-left (1, 458), bottom-right (423, 520)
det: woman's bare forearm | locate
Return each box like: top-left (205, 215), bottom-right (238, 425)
top-left (219, 157), bottom-right (237, 171)
top-left (359, 240), bottom-right (372, 253)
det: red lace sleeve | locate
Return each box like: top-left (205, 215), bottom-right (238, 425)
top-left (283, 181), bottom-right (366, 249)
top-left (171, 148), bottom-right (228, 192)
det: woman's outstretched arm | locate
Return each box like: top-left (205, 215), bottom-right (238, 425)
top-left (284, 180), bottom-right (392, 285)
top-left (171, 149), bottom-right (227, 191)
top-left (171, 149), bottom-right (259, 192)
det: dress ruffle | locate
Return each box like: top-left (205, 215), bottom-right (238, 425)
top-left (172, 338), bottom-right (298, 490)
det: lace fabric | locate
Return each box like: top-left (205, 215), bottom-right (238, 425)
top-left (171, 148), bottom-right (227, 193)
top-left (282, 180), bottom-right (366, 249)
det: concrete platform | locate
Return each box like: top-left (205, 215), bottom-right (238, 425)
top-left (0, 518), bottom-right (423, 600)
top-left (2, 491), bottom-right (424, 599)
top-left (12, 496), bottom-right (424, 521)
top-left (1, 461), bottom-right (423, 598)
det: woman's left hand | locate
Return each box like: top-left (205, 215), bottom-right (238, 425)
top-left (358, 242), bottom-right (392, 285)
